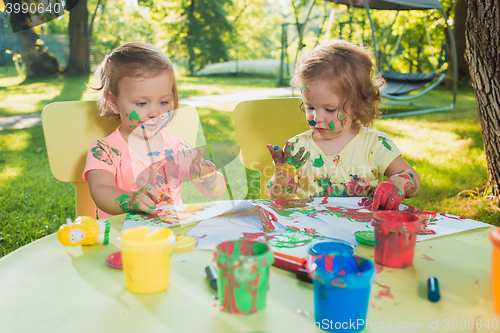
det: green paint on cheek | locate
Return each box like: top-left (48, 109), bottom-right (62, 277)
top-left (328, 120), bottom-right (335, 130)
top-left (130, 125), bottom-right (137, 129)
top-left (300, 84), bottom-right (308, 92)
top-left (339, 114), bottom-right (345, 128)
top-left (128, 110), bottom-right (140, 121)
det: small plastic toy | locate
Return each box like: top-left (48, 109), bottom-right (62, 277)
top-left (57, 216), bottom-right (110, 246)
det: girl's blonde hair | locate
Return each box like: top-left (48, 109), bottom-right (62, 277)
top-left (91, 42), bottom-right (179, 120)
top-left (291, 39), bottom-right (383, 127)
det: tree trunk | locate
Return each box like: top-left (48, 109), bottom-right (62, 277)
top-left (465, 0), bottom-right (500, 198)
top-left (187, 0), bottom-right (195, 76)
top-left (5, 2), bottom-right (60, 77)
top-left (65, 0), bottom-right (90, 75)
top-left (454, 0), bottom-right (470, 84)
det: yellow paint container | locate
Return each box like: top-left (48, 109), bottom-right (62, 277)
top-left (489, 227), bottom-right (500, 314)
top-left (120, 226), bottom-right (175, 294)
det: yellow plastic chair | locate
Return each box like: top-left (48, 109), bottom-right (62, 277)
top-left (233, 97), bottom-right (310, 198)
top-left (41, 101), bottom-right (200, 219)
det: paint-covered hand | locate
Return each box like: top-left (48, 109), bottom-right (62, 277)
top-left (115, 186), bottom-right (169, 214)
top-left (189, 148), bottom-right (218, 191)
top-left (372, 173), bottom-right (418, 211)
top-left (266, 142), bottom-right (309, 199)
top-left (267, 142), bottom-right (309, 177)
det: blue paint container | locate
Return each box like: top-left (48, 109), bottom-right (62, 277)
top-left (312, 254), bottom-right (375, 332)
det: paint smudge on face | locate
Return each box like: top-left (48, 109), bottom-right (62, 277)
top-left (422, 254), bottom-right (434, 261)
top-left (128, 110), bottom-right (140, 121)
top-left (308, 119), bottom-right (316, 126)
top-left (214, 240), bottom-right (274, 314)
top-left (154, 110), bottom-right (171, 135)
top-left (328, 120), bottom-right (335, 131)
top-left (130, 125), bottom-right (137, 130)
top-left (339, 114), bottom-right (346, 128)
top-left (375, 282), bottom-right (394, 299)
top-left (300, 84), bottom-right (309, 92)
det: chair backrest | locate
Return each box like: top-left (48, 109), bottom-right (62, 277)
top-left (41, 101), bottom-right (200, 219)
top-left (233, 97), bottom-right (310, 198)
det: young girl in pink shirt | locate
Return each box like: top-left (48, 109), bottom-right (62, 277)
top-left (84, 42), bottom-right (225, 218)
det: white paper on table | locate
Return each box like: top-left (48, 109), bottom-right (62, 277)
top-left (186, 197), bottom-right (492, 256)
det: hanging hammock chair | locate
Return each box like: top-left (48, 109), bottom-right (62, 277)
top-left (326, 0), bottom-right (458, 117)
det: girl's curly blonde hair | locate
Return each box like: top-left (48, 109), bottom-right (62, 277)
top-left (291, 39), bottom-right (384, 127)
top-left (90, 42), bottom-right (179, 120)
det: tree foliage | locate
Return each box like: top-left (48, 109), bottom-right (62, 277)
top-left (148, 0), bottom-right (232, 75)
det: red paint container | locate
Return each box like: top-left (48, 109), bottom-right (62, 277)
top-left (372, 211), bottom-right (421, 268)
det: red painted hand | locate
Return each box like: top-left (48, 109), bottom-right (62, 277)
top-left (372, 173), bottom-right (418, 211)
top-left (372, 181), bottom-right (404, 211)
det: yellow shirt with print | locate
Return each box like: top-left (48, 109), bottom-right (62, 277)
top-left (288, 127), bottom-right (402, 199)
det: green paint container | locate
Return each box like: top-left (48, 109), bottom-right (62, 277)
top-left (214, 240), bottom-right (274, 314)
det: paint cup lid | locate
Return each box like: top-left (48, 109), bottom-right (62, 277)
top-left (355, 230), bottom-right (375, 246)
top-left (105, 251), bottom-right (122, 270)
top-left (309, 240), bottom-right (354, 256)
top-left (173, 235), bottom-right (197, 252)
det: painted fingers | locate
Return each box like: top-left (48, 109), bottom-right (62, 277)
top-left (267, 142), bottom-right (310, 169)
top-left (372, 181), bottom-right (404, 211)
top-left (115, 186), bottom-right (169, 214)
top-left (189, 148), bottom-right (218, 191)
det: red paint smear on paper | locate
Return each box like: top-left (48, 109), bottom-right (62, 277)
top-left (375, 282), bottom-right (394, 300)
top-left (358, 198), bottom-right (373, 207)
top-left (422, 254), bottom-right (434, 261)
top-left (325, 206), bottom-right (374, 222)
top-left (441, 213), bottom-right (467, 221)
top-left (370, 302), bottom-right (376, 308)
top-left (375, 264), bottom-right (384, 274)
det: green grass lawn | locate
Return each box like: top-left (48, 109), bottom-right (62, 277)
top-left (0, 68), bottom-right (498, 258)
top-left (0, 66), bottom-right (279, 117)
